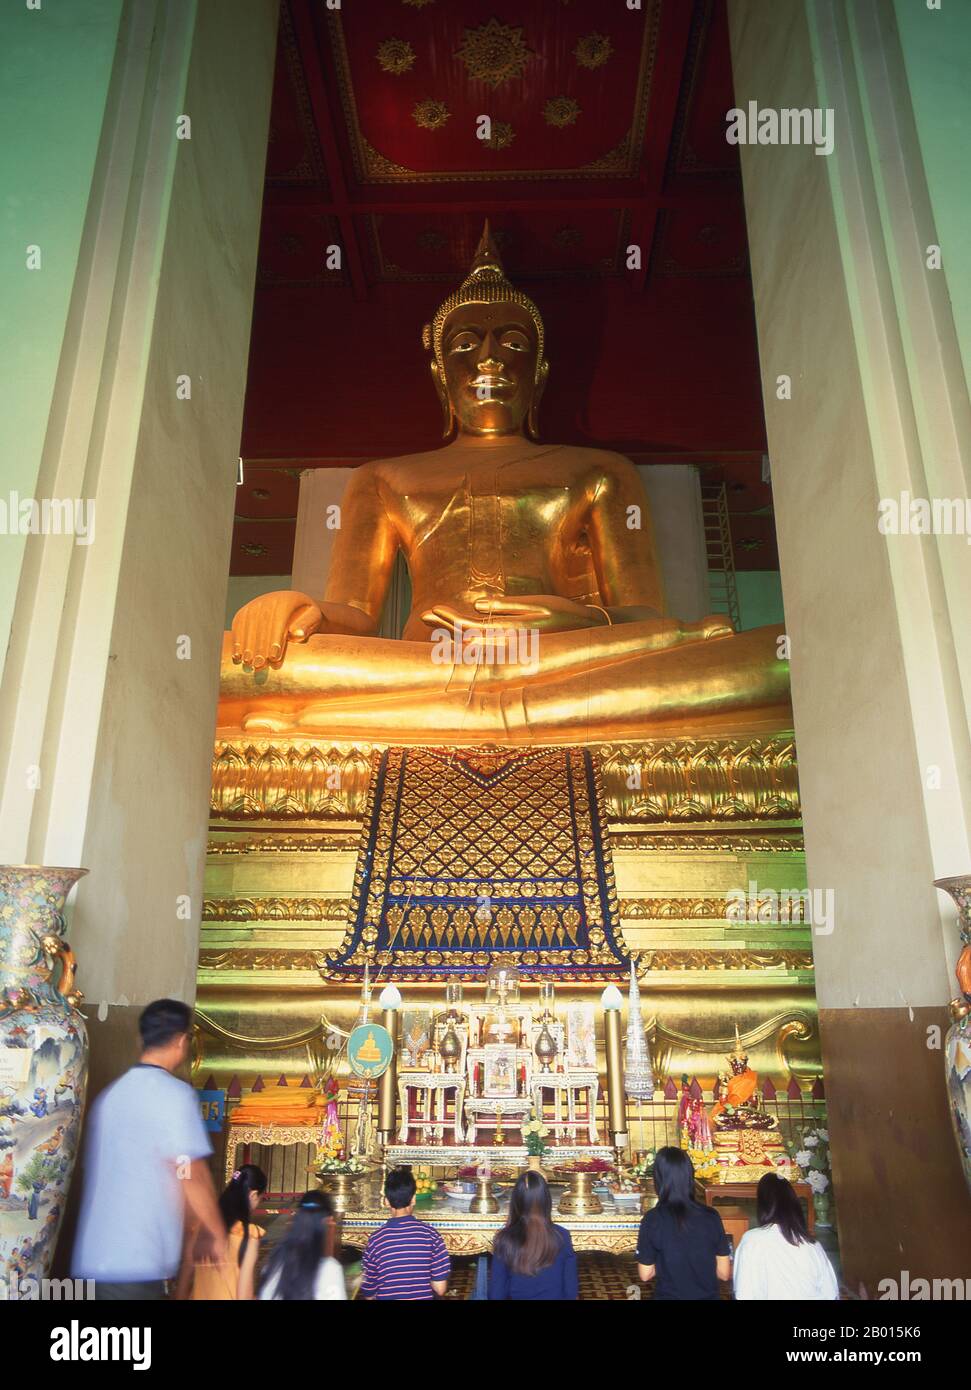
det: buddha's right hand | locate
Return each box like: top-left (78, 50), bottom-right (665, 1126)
top-left (230, 590), bottom-right (322, 670)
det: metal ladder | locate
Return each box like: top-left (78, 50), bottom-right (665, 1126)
top-left (702, 482), bottom-right (741, 632)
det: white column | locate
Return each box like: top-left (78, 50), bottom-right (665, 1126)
top-left (0, 0), bottom-right (278, 1023)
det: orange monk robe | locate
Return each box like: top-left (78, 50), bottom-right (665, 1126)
top-left (230, 1091), bottom-right (330, 1127)
top-left (710, 1068), bottom-right (758, 1125)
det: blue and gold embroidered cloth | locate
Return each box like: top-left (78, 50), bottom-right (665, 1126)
top-left (322, 747), bottom-right (629, 982)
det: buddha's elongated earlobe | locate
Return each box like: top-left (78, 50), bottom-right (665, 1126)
top-left (526, 359), bottom-right (549, 441)
top-left (429, 360), bottom-right (456, 440)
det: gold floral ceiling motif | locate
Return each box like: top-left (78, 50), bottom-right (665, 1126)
top-left (417, 228), bottom-right (447, 252)
top-left (413, 98), bottom-right (450, 131)
top-left (455, 18), bottom-right (533, 88)
top-left (377, 38), bottom-right (415, 76)
top-left (403, 0), bottom-right (435, 8)
top-left (575, 32), bottom-right (613, 70)
top-left (544, 96), bottom-right (580, 128)
top-left (552, 226), bottom-right (583, 251)
top-left (483, 120), bottom-right (515, 151)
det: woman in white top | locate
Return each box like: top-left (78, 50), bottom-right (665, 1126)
top-left (733, 1173), bottom-right (839, 1300)
top-left (258, 1190), bottom-right (347, 1301)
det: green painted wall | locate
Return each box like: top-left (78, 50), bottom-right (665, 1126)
top-left (734, 569), bottom-right (786, 631)
top-left (0, 1), bottom-right (123, 675)
top-left (893, 0), bottom-right (971, 396)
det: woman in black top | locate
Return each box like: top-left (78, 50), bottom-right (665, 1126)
top-left (636, 1147), bottom-right (731, 1300)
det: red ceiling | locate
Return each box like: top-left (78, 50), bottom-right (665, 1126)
top-left (235, 0), bottom-right (777, 575)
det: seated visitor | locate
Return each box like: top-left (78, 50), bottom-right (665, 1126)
top-left (181, 1163), bottom-right (267, 1301)
top-left (636, 1147), bottom-right (731, 1301)
top-left (258, 1190), bottom-right (346, 1301)
top-left (732, 1173), bottom-right (839, 1300)
top-left (359, 1167), bottom-right (450, 1301)
top-left (489, 1171), bottom-right (578, 1301)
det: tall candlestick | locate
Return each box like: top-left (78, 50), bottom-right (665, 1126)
top-left (602, 986), bottom-right (628, 1151)
top-left (377, 1008), bottom-right (398, 1145)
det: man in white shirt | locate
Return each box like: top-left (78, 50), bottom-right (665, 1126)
top-left (72, 999), bottom-right (226, 1299)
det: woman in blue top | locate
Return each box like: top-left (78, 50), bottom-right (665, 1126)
top-left (489, 1172), bottom-right (578, 1300)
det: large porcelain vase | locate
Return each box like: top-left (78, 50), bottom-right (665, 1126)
top-left (933, 876), bottom-right (971, 1198)
top-left (0, 865), bottom-right (88, 1291)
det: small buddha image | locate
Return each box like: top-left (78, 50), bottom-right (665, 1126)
top-left (355, 1031), bottom-right (382, 1066)
top-left (710, 1026), bottom-right (778, 1134)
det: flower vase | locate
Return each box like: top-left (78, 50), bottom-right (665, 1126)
top-left (320, 1171), bottom-right (362, 1213)
top-left (0, 865), bottom-right (88, 1290)
top-left (812, 1189), bottom-right (833, 1229)
top-left (933, 876), bottom-right (971, 1197)
top-left (527, 1153), bottom-right (545, 1177)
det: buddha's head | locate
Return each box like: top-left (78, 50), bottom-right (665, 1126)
top-left (727, 1023), bottom-right (749, 1074)
top-left (423, 222), bottom-right (549, 440)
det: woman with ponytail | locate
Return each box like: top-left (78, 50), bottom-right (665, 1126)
top-left (489, 1172), bottom-right (578, 1300)
top-left (186, 1163), bottom-right (268, 1300)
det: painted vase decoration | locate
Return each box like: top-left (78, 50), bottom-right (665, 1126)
top-left (0, 865), bottom-right (88, 1292)
top-left (933, 876), bottom-right (971, 1197)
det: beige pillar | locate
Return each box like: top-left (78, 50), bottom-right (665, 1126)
top-left (729, 0), bottom-right (971, 1289)
top-left (0, 0), bottom-right (279, 1089)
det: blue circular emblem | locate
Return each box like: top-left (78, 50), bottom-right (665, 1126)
top-left (347, 1022), bottom-right (394, 1079)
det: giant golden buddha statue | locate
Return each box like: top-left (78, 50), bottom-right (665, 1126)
top-left (222, 226), bottom-right (789, 743)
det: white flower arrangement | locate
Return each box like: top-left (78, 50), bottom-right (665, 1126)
top-left (787, 1123), bottom-right (832, 1196)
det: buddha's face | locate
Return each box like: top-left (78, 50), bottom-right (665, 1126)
top-left (440, 302), bottom-right (540, 436)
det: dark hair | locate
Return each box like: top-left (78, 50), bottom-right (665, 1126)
top-left (384, 1166), bottom-right (416, 1210)
top-left (258, 1190), bottom-right (334, 1301)
top-left (756, 1172), bottom-right (815, 1247)
top-left (138, 998), bottom-right (192, 1050)
top-left (219, 1164), bottom-right (267, 1266)
top-left (653, 1146), bottom-right (697, 1229)
top-left (492, 1172), bottom-right (561, 1277)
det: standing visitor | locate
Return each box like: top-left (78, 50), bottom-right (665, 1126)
top-left (733, 1172), bottom-right (839, 1300)
top-left (359, 1167), bottom-right (450, 1300)
top-left (258, 1190), bottom-right (346, 1300)
top-left (72, 999), bottom-right (225, 1300)
top-left (489, 1171), bottom-right (578, 1300)
top-left (181, 1163), bottom-right (268, 1300)
top-left (636, 1146), bottom-right (731, 1300)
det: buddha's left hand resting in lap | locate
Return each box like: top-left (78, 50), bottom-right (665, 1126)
top-left (222, 226), bottom-right (789, 744)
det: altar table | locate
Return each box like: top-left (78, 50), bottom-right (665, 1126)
top-left (699, 1179), bottom-right (815, 1234)
top-left (339, 1184), bottom-right (642, 1257)
top-left (224, 1121), bottom-right (325, 1184)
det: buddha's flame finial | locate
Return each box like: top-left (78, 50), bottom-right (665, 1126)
top-left (729, 1021), bottom-right (748, 1064)
top-left (469, 218), bottom-right (504, 277)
